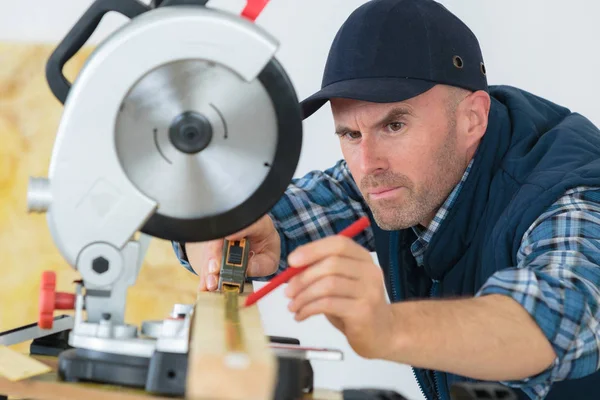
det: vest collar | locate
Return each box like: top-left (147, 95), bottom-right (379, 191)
top-left (421, 98), bottom-right (511, 280)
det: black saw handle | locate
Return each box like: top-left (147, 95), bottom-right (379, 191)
top-left (46, 0), bottom-right (150, 104)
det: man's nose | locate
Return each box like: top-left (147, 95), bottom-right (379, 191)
top-left (358, 136), bottom-right (388, 175)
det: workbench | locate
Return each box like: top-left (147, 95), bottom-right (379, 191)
top-left (0, 354), bottom-right (341, 400)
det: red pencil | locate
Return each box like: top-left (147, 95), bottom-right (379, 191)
top-left (243, 216), bottom-right (371, 307)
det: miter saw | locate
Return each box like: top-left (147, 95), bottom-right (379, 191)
top-left (23, 0), bottom-right (338, 397)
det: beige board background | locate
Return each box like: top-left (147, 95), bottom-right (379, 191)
top-left (0, 42), bottom-right (198, 351)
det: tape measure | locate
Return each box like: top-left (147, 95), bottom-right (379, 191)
top-left (218, 238), bottom-right (251, 292)
top-left (218, 238), bottom-right (251, 354)
top-left (223, 285), bottom-right (244, 353)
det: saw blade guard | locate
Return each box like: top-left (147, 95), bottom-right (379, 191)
top-left (28, 1), bottom-right (303, 267)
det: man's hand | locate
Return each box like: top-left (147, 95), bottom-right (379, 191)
top-left (284, 235), bottom-right (394, 359)
top-left (185, 214), bottom-right (281, 291)
top-left (283, 236), bottom-right (556, 382)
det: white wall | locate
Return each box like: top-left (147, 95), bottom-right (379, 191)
top-left (2, 1), bottom-right (599, 399)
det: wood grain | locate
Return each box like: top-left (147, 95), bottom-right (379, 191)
top-left (186, 291), bottom-right (277, 400)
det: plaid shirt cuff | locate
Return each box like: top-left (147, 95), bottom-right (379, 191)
top-left (172, 241), bottom-right (196, 275)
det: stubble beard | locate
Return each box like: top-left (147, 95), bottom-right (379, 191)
top-left (360, 121), bottom-right (466, 231)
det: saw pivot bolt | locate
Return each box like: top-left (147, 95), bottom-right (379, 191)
top-left (169, 111), bottom-right (213, 154)
top-left (38, 271), bottom-right (76, 329)
top-left (92, 257), bottom-right (110, 274)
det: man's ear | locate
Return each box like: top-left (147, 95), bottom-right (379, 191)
top-left (464, 90), bottom-right (491, 144)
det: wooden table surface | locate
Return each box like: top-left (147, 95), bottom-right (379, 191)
top-left (0, 355), bottom-right (341, 400)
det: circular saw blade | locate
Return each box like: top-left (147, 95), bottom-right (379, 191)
top-left (116, 59), bottom-right (277, 219)
top-left (115, 59), bottom-right (302, 242)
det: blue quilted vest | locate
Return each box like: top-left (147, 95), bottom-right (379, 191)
top-left (367, 85), bottom-right (600, 399)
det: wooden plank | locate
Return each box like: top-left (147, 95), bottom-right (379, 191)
top-left (0, 346), bottom-right (52, 381)
top-left (186, 290), bottom-right (277, 400)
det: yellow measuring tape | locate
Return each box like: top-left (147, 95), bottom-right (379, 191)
top-left (222, 284), bottom-right (245, 353)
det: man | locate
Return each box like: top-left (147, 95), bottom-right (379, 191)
top-left (173, 0), bottom-right (600, 399)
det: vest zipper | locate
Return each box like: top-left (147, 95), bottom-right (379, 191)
top-left (388, 233), bottom-right (400, 301)
top-left (412, 368), bottom-right (430, 400)
top-left (389, 232), bottom-right (430, 400)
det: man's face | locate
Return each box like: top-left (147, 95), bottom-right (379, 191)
top-left (331, 85), bottom-right (476, 230)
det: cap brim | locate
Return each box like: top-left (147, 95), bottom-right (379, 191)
top-left (300, 77), bottom-right (437, 119)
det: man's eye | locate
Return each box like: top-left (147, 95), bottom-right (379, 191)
top-left (387, 122), bottom-right (405, 132)
top-left (337, 131), bottom-right (361, 139)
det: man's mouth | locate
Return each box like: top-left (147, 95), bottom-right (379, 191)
top-left (367, 187), bottom-right (402, 199)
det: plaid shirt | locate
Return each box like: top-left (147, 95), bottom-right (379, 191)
top-left (173, 159), bottom-right (600, 399)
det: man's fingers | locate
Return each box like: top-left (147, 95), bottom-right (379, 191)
top-left (288, 275), bottom-right (359, 313)
top-left (186, 240), bottom-right (223, 272)
top-left (207, 258), bottom-right (219, 274)
top-left (287, 236), bottom-right (371, 268)
top-left (285, 256), bottom-right (361, 297)
top-left (204, 240), bottom-right (221, 292)
top-left (206, 275), bottom-right (218, 291)
top-left (187, 215), bottom-right (280, 292)
top-left (197, 274), bottom-right (207, 292)
top-left (185, 239), bottom-right (224, 292)
top-left (294, 297), bottom-right (355, 322)
top-left (205, 240), bottom-right (225, 271)
top-left (247, 253), bottom-right (278, 277)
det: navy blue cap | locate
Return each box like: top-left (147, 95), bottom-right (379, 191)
top-left (301, 0), bottom-right (488, 119)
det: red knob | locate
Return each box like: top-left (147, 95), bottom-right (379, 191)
top-left (39, 271), bottom-right (76, 329)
